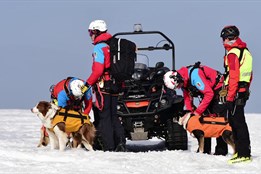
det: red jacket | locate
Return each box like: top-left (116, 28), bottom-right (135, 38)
top-left (178, 66), bottom-right (223, 115)
top-left (52, 77), bottom-right (92, 115)
top-left (87, 33), bottom-right (112, 85)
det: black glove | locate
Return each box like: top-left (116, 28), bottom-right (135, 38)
top-left (81, 82), bottom-right (91, 94)
top-left (226, 101), bottom-right (234, 113)
top-left (238, 91), bottom-right (250, 101)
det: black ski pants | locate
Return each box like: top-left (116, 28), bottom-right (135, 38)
top-left (203, 91), bottom-right (228, 155)
top-left (96, 93), bottom-right (126, 151)
top-left (228, 102), bottom-right (251, 157)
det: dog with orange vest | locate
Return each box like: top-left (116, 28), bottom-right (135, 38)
top-left (178, 111), bottom-right (235, 154)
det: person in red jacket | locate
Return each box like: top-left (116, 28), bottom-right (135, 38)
top-left (50, 77), bottom-right (92, 114)
top-left (38, 77), bottom-right (93, 147)
top-left (164, 62), bottom-right (228, 155)
top-left (220, 25), bottom-right (252, 164)
top-left (84, 20), bottom-right (126, 152)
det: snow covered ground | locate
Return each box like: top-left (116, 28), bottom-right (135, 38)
top-left (0, 110), bottom-right (260, 174)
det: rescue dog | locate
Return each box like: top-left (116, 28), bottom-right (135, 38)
top-left (178, 111), bottom-right (235, 154)
top-left (36, 109), bottom-right (95, 148)
top-left (31, 101), bottom-right (96, 151)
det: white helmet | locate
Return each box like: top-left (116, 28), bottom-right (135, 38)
top-left (163, 71), bottom-right (183, 90)
top-left (70, 80), bottom-right (84, 98)
top-left (88, 20), bottom-right (107, 32)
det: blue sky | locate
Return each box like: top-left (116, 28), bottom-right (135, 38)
top-left (1, 0), bottom-right (260, 113)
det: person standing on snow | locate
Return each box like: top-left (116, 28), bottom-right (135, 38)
top-left (82, 20), bottom-right (126, 152)
top-left (164, 62), bottom-right (228, 155)
top-left (220, 25), bottom-right (252, 164)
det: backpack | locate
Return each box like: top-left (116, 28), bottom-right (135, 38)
top-left (107, 37), bottom-right (136, 82)
top-left (186, 62), bottom-right (222, 97)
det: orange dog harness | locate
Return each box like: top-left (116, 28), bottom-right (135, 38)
top-left (186, 115), bottom-right (232, 138)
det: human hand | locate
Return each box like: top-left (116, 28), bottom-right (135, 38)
top-left (226, 101), bottom-right (234, 112)
top-left (192, 111), bottom-right (200, 116)
top-left (81, 83), bottom-right (91, 94)
top-left (225, 101), bottom-right (235, 118)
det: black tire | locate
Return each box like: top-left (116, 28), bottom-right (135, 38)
top-left (165, 119), bottom-right (188, 150)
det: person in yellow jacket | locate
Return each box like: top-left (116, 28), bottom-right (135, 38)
top-left (220, 25), bottom-right (252, 164)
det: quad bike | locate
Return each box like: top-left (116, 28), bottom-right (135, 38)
top-left (113, 27), bottom-right (188, 150)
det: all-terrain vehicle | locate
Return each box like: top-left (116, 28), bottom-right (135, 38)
top-left (113, 26), bottom-right (188, 150)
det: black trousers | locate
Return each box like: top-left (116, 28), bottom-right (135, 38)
top-left (228, 103), bottom-right (251, 157)
top-left (96, 93), bottom-right (126, 151)
top-left (203, 90), bottom-right (228, 155)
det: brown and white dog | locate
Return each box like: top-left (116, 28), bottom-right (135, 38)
top-left (31, 101), bottom-right (96, 151)
top-left (178, 112), bottom-right (235, 154)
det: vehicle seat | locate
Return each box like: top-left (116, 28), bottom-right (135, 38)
top-left (149, 66), bottom-right (170, 80)
top-left (132, 63), bottom-right (150, 81)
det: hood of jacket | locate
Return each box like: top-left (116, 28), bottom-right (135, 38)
top-left (93, 33), bottom-right (112, 45)
top-left (223, 37), bottom-right (247, 51)
top-left (177, 66), bottom-right (189, 88)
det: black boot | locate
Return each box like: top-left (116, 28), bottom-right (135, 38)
top-left (93, 135), bottom-right (104, 151)
top-left (115, 143), bottom-right (126, 152)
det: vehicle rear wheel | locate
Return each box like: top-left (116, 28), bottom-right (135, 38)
top-left (165, 119), bottom-right (188, 150)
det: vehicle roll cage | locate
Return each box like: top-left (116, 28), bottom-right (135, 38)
top-left (113, 31), bottom-right (176, 70)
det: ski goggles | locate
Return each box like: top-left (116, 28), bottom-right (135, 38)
top-left (88, 29), bottom-right (96, 37)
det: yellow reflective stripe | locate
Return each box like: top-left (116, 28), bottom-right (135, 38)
top-left (242, 72), bottom-right (252, 77)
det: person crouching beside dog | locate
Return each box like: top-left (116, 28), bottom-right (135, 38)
top-left (49, 77), bottom-right (93, 115)
top-left (38, 77), bottom-right (94, 147)
top-left (164, 62), bottom-right (228, 155)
